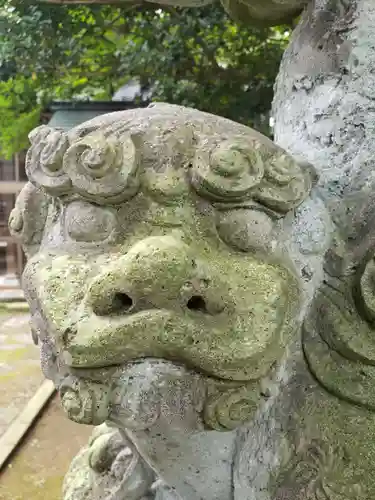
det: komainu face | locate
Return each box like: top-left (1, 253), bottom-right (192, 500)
top-left (11, 104), bottom-right (316, 426)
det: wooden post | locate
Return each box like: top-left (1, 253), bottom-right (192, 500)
top-left (14, 153), bottom-right (20, 182)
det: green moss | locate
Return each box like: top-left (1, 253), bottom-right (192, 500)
top-left (29, 193), bottom-right (301, 381)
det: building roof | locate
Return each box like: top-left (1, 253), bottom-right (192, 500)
top-left (47, 99), bottom-right (150, 130)
top-left (48, 109), bottom-right (110, 130)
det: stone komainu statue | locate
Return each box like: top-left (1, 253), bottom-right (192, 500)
top-left (10, 103), bottom-right (375, 499)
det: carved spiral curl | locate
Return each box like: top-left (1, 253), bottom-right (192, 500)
top-left (63, 134), bottom-right (140, 204)
top-left (26, 126), bottom-right (71, 195)
top-left (191, 140), bottom-right (316, 213)
top-left (203, 385), bottom-right (258, 431)
top-left (59, 377), bottom-right (111, 425)
top-left (63, 423), bottom-right (155, 500)
top-left (88, 427), bottom-right (155, 498)
top-left (24, 120), bottom-right (315, 214)
top-left (253, 154), bottom-right (317, 213)
top-left (25, 126), bottom-right (140, 204)
top-left (275, 438), bottom-right (350, 500)
top-left (191, 140), bottom-right (264, 201)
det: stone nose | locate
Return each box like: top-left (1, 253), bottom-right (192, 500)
top-left (86, 235), bottom-right (225, 317)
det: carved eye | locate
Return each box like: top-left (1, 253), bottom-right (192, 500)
top-left (65, 201), bottom-right (116, 243)
top-left (217, 208), bottom-right (274, 253)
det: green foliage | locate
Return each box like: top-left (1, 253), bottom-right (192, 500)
top-left (0, 0), bottom-right (290, 157)
top-left (0, 77), bottom-right (42, 157)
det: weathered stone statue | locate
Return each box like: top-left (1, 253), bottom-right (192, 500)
top-left (14, 0), bottom-right (375, 498)
top-left (9, 100), bottom-right (372, 500)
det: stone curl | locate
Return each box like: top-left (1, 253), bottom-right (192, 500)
top-left (26, 125), bottom-right (71, 195)
top-left (59, 375), bottom-right (112, 425)
top-left (203, 384), bottom-right (260, 430)
top-left (191, 140), bottom-right (317, 213)
top-left (25, 119), bottom-right (316, 215)
top-left (26, 126), bottom-right (140, 204)
top-left (62, 423), bottom-right (155, 500)
top-left (63, 133), bottom-right (140, 204)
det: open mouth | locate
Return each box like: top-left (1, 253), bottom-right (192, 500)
top-left (56, 354), bottom-right (232, 430)
top-left (63, 308), bottom-right (176, 364)
top-left (42, 265), bottom-right (298, 383)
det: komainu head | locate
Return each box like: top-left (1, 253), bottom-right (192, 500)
top-left (11, 103), bottom-right (318, 429)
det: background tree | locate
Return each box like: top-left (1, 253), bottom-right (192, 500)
top-left (0, 0), bottom-right (290, 157)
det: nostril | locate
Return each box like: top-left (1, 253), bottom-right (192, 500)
top-left (113, 292), bottom-right (133, 311)
top-left (93, 292), bottom-right (134, 316)
top-left (113, 293), bottom-right (133, 310)
top-left (187, 295), bottom-right (208, 314)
